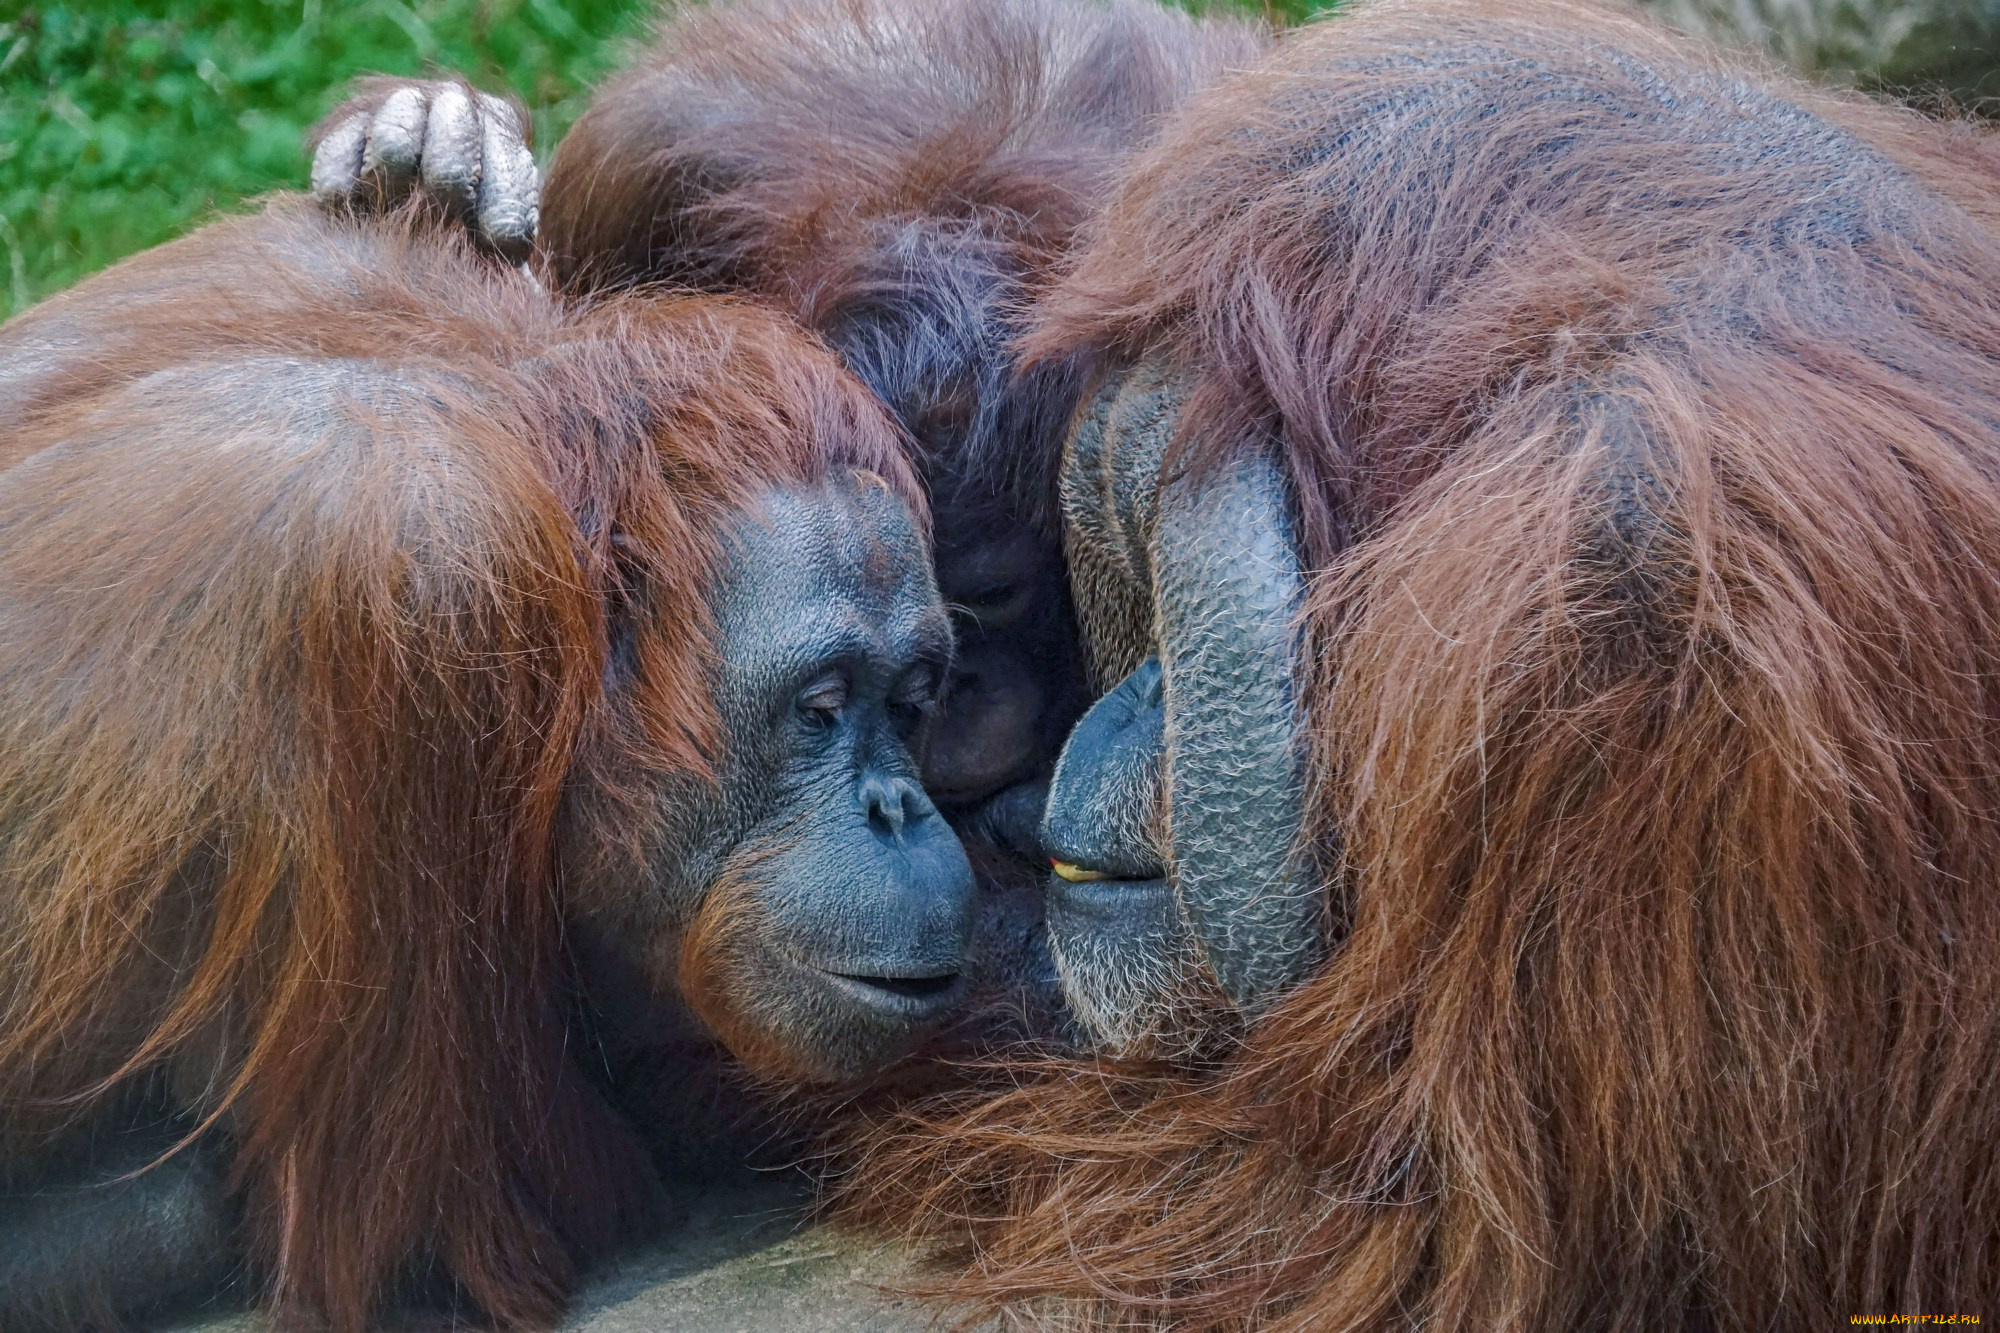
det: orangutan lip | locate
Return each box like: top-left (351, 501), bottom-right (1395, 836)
top-left (817, 967), bottom-right (965, 1019)
top-left (1046, 869), bottom-right (1170, 921)
top-left (1049, 856), bottom-right (1164, 887)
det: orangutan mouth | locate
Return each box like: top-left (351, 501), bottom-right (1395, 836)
top-left (818, 966), bottom-right (967, 1020)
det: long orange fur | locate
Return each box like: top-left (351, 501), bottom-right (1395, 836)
top-left (837, 3), bottom-right (2000, 1326)
top-left (0, 198), bottom-right (918, 1330)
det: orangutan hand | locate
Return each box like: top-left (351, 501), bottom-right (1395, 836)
top-left (309, 78), bottom-right (538, 264)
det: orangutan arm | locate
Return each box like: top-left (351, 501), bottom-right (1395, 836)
top-left (0, 1124), bottom-right (239, 1332)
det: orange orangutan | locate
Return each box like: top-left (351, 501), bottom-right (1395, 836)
top-left (841, 2), bottom-right (2000, 1327)
top-left (0, 197), bottom-right (979, 1330)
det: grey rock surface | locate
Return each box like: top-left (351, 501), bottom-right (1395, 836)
top-left (171, 1172), bottom-right (951, 1333)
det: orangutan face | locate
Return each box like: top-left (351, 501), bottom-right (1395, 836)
top-left (1034, 357), bottom-right (1325, 1054)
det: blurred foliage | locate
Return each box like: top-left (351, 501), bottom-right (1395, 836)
top-left (0, 0), bottom-right (1992, 319)
top-left (0, 0), bottom-right (659, 317)
top-left (1649, 0), bottom-right (2000, 107)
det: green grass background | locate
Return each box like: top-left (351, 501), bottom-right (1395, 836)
top-left (0, 0), bottom-right (657, 317)
top-left (0, 0), bottom-right (1333, 319)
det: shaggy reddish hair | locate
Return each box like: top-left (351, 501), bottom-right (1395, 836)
top-left (0, 198), bottom-right (917, 1331)
top-left (838, 2), bottom-right (2000, 1326)
top-left (539, 0), bottom-right (1264, 524)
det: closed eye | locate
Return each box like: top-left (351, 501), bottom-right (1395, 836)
top-left (890, 662), bottom-right (942, 724)
top-left (797, 674), bottom-right (848, 727)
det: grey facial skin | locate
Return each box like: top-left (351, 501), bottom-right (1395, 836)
top-left (568, 474), bottom-right (976, 1083)
top-left (1154, 446), bottom-right (1319, 1007)
top-left (1039, 657), bottom-right (1203, 1051)
top-left (0, 471), bottom-right (973, 1329)
top-left (1039, 359), bottom-right (1322, 1052)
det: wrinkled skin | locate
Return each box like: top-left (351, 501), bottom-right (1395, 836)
top-left (568, 477), bottom-right (974, 1085)
top-left (1039, 361), bottom-right (1321, 1053)
top-left (832, 5), bottom-right (2000, 1322)
top-left (0, 478), bottom-right (975, 1328)
top-left (309, 78), bottom-right (539, 264)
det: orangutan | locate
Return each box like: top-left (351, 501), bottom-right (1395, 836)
top-left (841, 2), bottom-right (2000, 1326)
top-left (0, 197), bottom-right (972, 1330)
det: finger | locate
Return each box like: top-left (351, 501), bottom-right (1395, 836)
top-left (420, 84), bottom-right (481, 220)
top-left (309, 113), bottom-right (368, 204)
top-left (474, 93), bottom-right (539, 262)
top-left (362, 85), bottom-right (429, 195)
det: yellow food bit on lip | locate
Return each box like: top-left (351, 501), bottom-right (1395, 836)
top-left (1051, 859), bottom-right (1110, 883)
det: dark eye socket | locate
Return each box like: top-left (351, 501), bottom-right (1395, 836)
top-left (796, 675), bottom-right (848, 727)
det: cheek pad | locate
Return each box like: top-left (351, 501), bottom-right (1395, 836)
top-left (1154, 448), bottom-right (1320, 1011)
top-left (1060, 353), bottom-right (1322, 1012)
